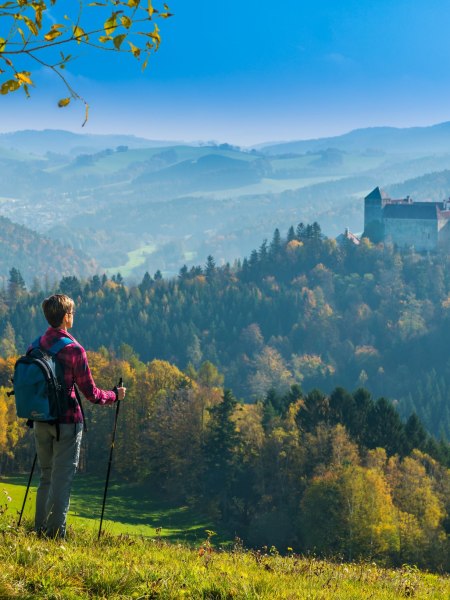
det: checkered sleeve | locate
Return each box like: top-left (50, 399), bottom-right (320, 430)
top-left (72, 345), bottom-right (117, 405)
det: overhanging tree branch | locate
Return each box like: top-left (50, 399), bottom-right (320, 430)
top-left (0, 0), bottom-right (173, 121)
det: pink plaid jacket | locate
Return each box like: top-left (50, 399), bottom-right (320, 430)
top-left (37, 327), bottom-right (117, 423)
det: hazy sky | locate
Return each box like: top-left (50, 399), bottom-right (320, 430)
top-left (2, 0), bottom-right (450, 145)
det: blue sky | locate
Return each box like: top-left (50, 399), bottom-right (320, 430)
top-left (2, 0), bottom-right (450, 145)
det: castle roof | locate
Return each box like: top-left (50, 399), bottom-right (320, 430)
top-left (383, 202), bottom-right (442, 220)
top-left (365, 187), bottom-right (389, 201)
top-left (336, 229), bottom-right (360, 246)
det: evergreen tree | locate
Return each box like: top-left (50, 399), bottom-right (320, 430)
top-left (59, 275), bottom-right (82, 298)
top-left (287, 225), bottom-right (296, 242)
top-left (296, 222), bottom-right (306, 241)
top-left (178, 265), bottom-right (188, 279)
top-left (205, 255), bottom-right (216, 279)
top-left (7, 268), bottom-right (26, 305)
top-left (204, 389), bottom-right (240, 521)
top-left (366, 398), bottom-right (407, 456)
top-left (139, 271), bottom-right (153, 293)
top-left (269, 228), bottom-right (282, 256)
top-left (404, 413), bottom-right (428, 453)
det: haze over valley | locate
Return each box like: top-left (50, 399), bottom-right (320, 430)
top-left (3, 122), bottom-right (450, 283)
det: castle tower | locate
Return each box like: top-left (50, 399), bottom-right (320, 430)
top-left (364, 187), bottom-right (389, 242)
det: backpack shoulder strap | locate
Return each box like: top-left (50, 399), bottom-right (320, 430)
top-left (48, 337), bottom-right (76, 356)
top-left (27, 337), bottom-right (41, 354)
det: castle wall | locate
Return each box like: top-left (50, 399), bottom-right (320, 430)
top-left (384, 218), bottom-right (438, 251)
top-left (364, 198), bottom-right (384, 229)
top-left (438, 218), bottom-right (450, 248)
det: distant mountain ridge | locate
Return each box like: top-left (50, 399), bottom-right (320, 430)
top-left (259, 122), bottom-right (450, 156)
top-left (0, 129), bottom-right (181, 157)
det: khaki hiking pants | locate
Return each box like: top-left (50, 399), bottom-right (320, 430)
top-left (34, 422), bottom-right (83, 538)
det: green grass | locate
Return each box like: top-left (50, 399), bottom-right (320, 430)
top-left (0, 512), bottom-right (448, 599)
top-left (105, 243), bottom-right (157, 278)
top-left (0, 476), bottom-right (214, 543)
top-left (1, 477), bottom-right (450, 598)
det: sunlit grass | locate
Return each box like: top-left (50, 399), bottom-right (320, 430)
top-left (0, 510), bottom-right (448, 600)
top-left (1, 476), bottom-right (214, 543)
top-left (2, 477), bottom-right (449, 598)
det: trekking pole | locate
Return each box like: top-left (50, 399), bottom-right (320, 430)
top-left (98, 377), bottom-right (122, 539)
top-left (18, 453), bottom-right (37, 527)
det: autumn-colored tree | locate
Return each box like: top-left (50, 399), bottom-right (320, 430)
top-left (0, 387), bottom-right (28, 473)
top-left (249, 346), bottom-right (293, 400)
top-left (387, 454), bottom-right (447, 568)
top-left (300, 464), bottom-right (398, 560)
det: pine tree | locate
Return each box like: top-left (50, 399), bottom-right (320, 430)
top-left (269, 228), bottom-right (282, 256)
top-left (296, 222), bottom-right (306, 241)
top-left (7, 268), bottom-right (26, 304)
top-left (204, 389), bottom-right (240, 521)
top-left (287, 225), bottom-right (296, 242)
top-left (139, 271), bottom-right (153, 293)
top-left (205, 255), bottom-right (216, 280)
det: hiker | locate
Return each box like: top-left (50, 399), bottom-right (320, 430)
top-left (32, 294), bottom-right (126, 538)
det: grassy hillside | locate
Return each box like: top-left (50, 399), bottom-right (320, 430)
top-left (1, 477), bottom-right (213, 542)
top-left (0, 484), bottom-right (449, 599)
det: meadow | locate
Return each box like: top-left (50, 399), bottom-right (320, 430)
top-left (1, 478), bottom-right (450, 599)
top-left (1, 476), bottom-right (213, 542)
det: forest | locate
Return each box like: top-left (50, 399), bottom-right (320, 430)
top-left (2, 223), bottom-right (450, 436)
top-left (1, 223), bottom-right (450, 568)
top-left (1, 351), bottom-right (450, 570)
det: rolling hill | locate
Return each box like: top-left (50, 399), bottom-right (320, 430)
top-left (0, 216), bottom-right (97, 285)
top-left (2, 123), bottom-right (450, 280)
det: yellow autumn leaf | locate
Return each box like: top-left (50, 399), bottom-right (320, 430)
top-left (149, 24), bottom-right (160, 48)
top-left (1, 79), bottom-right (21, 95)
top-left (147, 0), bottom-right (154, 17)
top-left (104, 13), bottom-right (118, 34)
top-left (15, 72), bottom-right (33, 85)
top-left (128, 41), bottom-right (140, 58)
top-left (32, 3), bottom-right (44, 28)
top-left (128, 0), bottom-right (139, 7)
top-left (0, 37), bottom-right (5, 52)
top-left (58, 97), bottom-right (71, 107)
top-left (22, 16), bottom-right (38, 36)
top-left (73, 25), bottom-right (88, 43)
top-left (121, 15), bottom-right (132, 29)
top-left (44, 28), bottom-right (63, 41)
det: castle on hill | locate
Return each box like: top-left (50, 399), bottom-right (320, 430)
top-left (363, 187), bottom-right (450, 251)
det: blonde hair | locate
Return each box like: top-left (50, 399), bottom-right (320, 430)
top-left (42, 294), bottom-right (74, 328)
